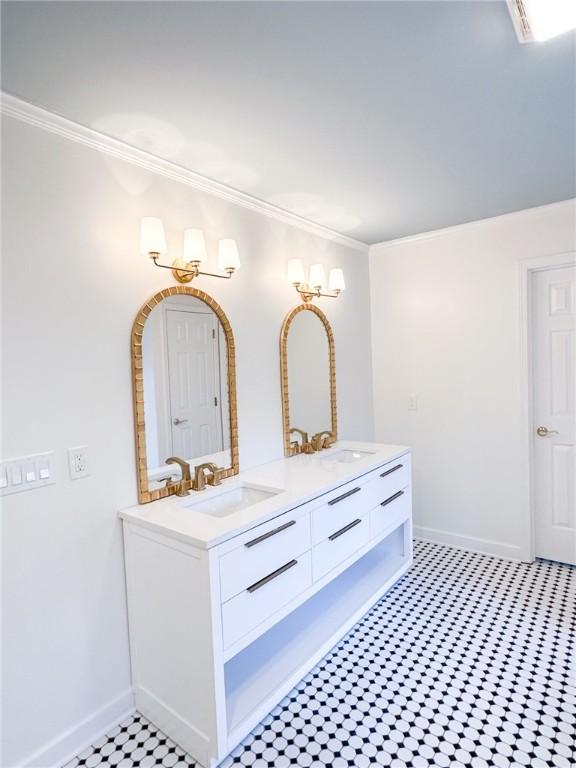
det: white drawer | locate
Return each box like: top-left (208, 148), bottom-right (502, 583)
top-left (219, 513), bottom-right (311, 603)
top-left (311, 480), bottom-right (370, 544)
top-left (361, 458), bottom-right (410, 511)
top-left (311, 456), bottom-right (410, 544)
top-left (221, 551), bottom-right (312, 649)
top-left (313, 513), bottom-right (370, 582)
top-left (370, 487), bottom-right (411, 541)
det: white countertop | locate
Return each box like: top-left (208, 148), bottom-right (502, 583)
top-left (119, 441), bottom-right (410, 549)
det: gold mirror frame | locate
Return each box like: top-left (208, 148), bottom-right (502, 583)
top-left (132, 286), bottom-right (239, 504)
top-left (280, 304), bottom-right (338, 457)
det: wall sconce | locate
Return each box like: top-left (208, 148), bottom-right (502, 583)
top-left (140, 218), bottom-right (241, 284)
top-left (287, 259), bottom-right (345, 302)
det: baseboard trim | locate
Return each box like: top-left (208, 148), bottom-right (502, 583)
top-left (18, 688), bottom-right (135, 768)
top-left (10, 530), bottom-right (524, 767)
top-left (135, 685), bottom-right (210, 768)
top-left (414, 526), bottom-right (528, 562)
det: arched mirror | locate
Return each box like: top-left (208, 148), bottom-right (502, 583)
top-left (132, 286), bottom-right (238, 503)
top-left (280, 304), bottom-right (337, 456)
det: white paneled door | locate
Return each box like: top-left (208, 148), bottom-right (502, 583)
top-left (166, 309), bottom-right (222, 460)
top-left (532, 265), bottom-right (576, 565)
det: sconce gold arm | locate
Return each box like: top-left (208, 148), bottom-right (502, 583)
top-left (150, 254), bottom-right (235, 284)
top-left (293, 283), bottom-right (342, 303)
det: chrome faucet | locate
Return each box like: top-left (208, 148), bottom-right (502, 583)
top-left (193, 462), bottom-right (222, 491)
top-left (311, 431), bottom-right (335, 451)
top-left (289, 428), bottom-right (314, 454)
top-left (165, 456), bottom-right (191, 496)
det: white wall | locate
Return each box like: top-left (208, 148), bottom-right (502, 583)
top-left (370, 200), bottom-right (576, 561)
top-left (1, 118), bottom-right (374, 767)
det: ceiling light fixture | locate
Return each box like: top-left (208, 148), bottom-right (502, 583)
top-left (140, 218), bottom-right (240, 284)
top-left (287, 259), bottom-right (345, 302)
top-left (508, 0), bottom-right (576, 42)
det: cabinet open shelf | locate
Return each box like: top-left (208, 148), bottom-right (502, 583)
top-left (224, 523), bottom-right (410, 746)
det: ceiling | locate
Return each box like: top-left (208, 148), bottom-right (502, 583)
top-left (2, 1), bottom-right (575, 244)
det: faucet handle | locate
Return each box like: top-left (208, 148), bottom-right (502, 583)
top-left (162, 474), bottom-right (177, 487)
top-left (193, 462), bottom-right (222, 490)
top-left (311, 431), bottom-right (335, 451)
top-left (310, 432), bottom-right (323, 451)
top-left (323, 431), bottom-right (336, 448)
top-left (207, 464), bottom-right (223, 486)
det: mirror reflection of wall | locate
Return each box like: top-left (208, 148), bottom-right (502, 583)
top-left (142, 295), bottom-right (231, 488)
top-left (287, 310), bottom-right (332, 437)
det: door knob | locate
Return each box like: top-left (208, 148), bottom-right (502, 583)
top-left (173, 418), bottom-right (188, 426)
top-left (536, 426), bottom-right (559, 437)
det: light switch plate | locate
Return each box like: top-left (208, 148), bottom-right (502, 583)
top-left (0, 452), bottom-right (55, 495)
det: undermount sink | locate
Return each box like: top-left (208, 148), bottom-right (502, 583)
top-left (322, 449), bottom-right (376, 463)
top-left (181, 483), bottom-right (282, 518)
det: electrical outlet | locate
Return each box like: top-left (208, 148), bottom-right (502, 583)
top-left (68, 446), bottom-right (90, 479)
top-left (408, 394), bottom-right (419, 411)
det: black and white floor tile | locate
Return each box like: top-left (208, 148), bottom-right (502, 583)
top-left (64, 541), bottom-right (575, 768)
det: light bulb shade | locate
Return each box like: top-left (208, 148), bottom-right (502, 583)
top-left (328, 268), bottom-right (346, 292)
top-left (182, 228), bottom-right (208, 263)
top-left (287, 258), bottom-right (306, 285)
top-left (309, 263), bottom-right (327, 290)
top-left (140, 217), bottom-right (167, 255)
top-left (218, 239), bottom-right (241, 272)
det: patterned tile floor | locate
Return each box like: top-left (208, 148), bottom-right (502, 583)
top-left (65, 541), bottom-right (575, 768)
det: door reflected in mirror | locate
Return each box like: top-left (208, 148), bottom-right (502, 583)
top-left (132, 288), bottom-right (238, 503)
top-left (143, 296), bottom-right (231, 489)
top-left (280, 304), bottom-right (337, 456)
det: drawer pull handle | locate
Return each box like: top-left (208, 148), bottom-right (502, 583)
top-left (246, 559), bottom-right (298, 593)
top-left (380, 490), bottom-right (404, 507)
top-left (328, 486), bottom-right (361, 506)
top-left (329, 518), bottom-right (362, 541)
top-left (244, 519), bottom-right (296, 548)
top-left (380, 464), bottom-right (403, 478)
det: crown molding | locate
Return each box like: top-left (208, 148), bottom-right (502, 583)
top-left (1, 92), bottom-right (369, 254)
top-left (369, 198), bottom-right (576, 252)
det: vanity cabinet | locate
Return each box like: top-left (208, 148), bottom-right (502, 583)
top-left (121, 447), bottom-right (412, 768)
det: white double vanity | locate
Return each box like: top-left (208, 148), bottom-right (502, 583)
top-left (121, 441), bottom-right (412, 767)
top-left (122, 283), bottom-right (412, 767)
